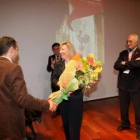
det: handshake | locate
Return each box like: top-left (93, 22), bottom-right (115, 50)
top-left (48, 99), bottom-right (58, 112)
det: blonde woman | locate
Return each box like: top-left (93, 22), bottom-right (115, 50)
top-left (51, 42), bottom-right (83, 140)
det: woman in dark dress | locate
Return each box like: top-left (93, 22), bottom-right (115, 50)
top-left (51, 42), bottom-right (83, 140)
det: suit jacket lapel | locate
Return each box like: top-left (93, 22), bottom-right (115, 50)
top-left (123, 51), bottom-right (129, 61)
top-left (59, 60), bottom-right (65, 71)
top-left (62, 61), bottom-right (65, 71)
top-left (51, 55), bottom-right (55, 60)
top-left (131, 48), bottom-right (140, 60)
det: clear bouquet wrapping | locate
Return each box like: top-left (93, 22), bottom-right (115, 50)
top-left (49, 53), bottom-right (102, 105)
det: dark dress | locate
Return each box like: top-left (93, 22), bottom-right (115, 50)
top-left (51, 60), bottom-right (83, 140)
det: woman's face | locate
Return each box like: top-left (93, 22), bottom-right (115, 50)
top-left (60, 44), bottom-right (70, 60)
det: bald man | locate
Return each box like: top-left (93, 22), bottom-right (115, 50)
top-left (114, 34), bottom-right (140, 139)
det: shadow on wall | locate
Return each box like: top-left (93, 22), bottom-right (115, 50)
top-left (37, 57), bottom-right (52, 99)
top-left (113, 69), bottom-right (119, 76)
top-left (83, 74), bottom-right (106, 101)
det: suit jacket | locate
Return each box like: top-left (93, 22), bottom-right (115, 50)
top-left (47, 54), bottom-right (56, 73)
top-left (51, 60), bottom-right (65, 91)
top-left (0, 57), bottom-right (49, 140)
top-left (114, 47), bottom-right (140, 92)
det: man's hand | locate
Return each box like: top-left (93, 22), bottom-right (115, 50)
top-left (48, 99), bottom-right (58, 112)
top-left (136, 57), bottom-right (140, 60)
top-left (51, 58), bottom-right (56, 66)
top-left (121, 61), bottom-right (126, 65)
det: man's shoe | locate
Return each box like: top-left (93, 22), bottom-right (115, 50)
top-left (117, 125), bottom-right (130, 131)
top-left (137, 130), bottom-right (140, 139)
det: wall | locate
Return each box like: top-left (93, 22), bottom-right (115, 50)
top-left (0, 0), bottom-right (140, 100)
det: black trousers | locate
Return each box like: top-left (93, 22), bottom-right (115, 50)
top-left (59, 90), bottom-right (83, 140)
top-left (119, 89), bottom-right (140, 129)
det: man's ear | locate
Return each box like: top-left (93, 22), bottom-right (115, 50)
top-left (9, 46), bottom-right (15, 53)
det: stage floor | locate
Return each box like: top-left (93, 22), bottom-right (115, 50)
top-left (27, 97), bottom-right (136, 140)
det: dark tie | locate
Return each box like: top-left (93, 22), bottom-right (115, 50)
top-left (56, 55), bottom-right (60, 60)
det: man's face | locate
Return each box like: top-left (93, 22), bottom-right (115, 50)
top-left (126, 35), bottom-right (138, 50)
top-left (52, 46), bottom-right (60, 55)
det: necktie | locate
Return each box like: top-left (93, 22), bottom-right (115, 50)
top-left (56, 55), bottom-right (60, 60)
top-left (128, 51), bottom-right (134, 61)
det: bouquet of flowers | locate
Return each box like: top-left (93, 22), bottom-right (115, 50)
top-left (48, 53), bottom-right (102, 105)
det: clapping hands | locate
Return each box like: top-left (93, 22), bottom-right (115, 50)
top-left (51, 58), bottom-right (56, 67)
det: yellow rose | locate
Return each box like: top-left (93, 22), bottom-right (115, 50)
top-left (89, 53), bottom-right (94, 58)
top-left (82, 57), bottom-right (87, 61)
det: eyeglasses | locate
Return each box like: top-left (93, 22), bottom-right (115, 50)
top-left (126, 40), bottom-right (134, 44)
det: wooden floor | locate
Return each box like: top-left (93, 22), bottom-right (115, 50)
top-left (27, 97), bottom-right (137, 140)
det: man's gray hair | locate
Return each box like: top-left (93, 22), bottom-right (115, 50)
top-left (128, 34), bottom-right (139, 42)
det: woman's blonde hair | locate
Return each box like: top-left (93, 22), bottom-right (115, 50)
top-left (60, 41), bottom-right (76, 59)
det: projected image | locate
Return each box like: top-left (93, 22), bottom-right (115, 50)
top-left (56, 0), bottom-right (104, 62)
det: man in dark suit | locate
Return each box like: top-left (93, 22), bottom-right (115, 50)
top-left (47, 43), bottom-right (60, 75)
top-left (114, 34), bottom-right (140, 139)
top-left (0, 36), bottom-right (57, 140)
top-left (47, 43), bottom-right (60, 117)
